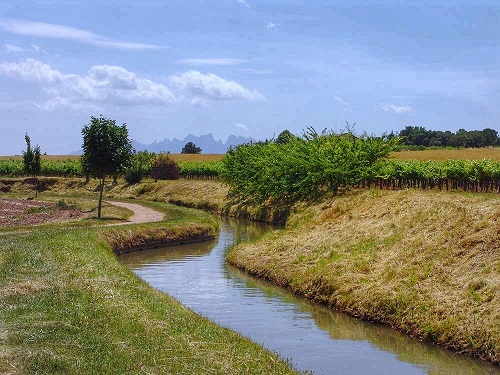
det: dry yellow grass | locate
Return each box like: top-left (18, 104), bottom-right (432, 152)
top-left (0, 154), bottom-right (224, 161)
top-left (1, 177), bottom-right (229, 212)
top-left (169, 153), bottom-right (224, 162)
top-left (3, 148), bottom-right (500, 162)
top-left (391, 148), bottom-right (500, 161)
top-left (228, 189), bottom-right (500, 364)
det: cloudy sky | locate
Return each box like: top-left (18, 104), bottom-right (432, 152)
top-left (0, 1), bottom-right (499, 155)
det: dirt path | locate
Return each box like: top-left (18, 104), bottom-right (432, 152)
top-left (106, 201), bottom-right (164, 224)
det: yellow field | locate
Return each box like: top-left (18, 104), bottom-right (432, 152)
top-left (391, 148), bottom-right (500, 161)
top-left (0, 154), bottom-right (224, 161)
top-left (2, 149), bottom-right (499, 162)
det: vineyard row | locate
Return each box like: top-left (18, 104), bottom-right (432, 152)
top-left (1, 158), bottom-right (499, 193)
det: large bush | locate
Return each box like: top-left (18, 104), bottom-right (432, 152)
top-left (151, 153), bottom-right (179, 181)
top-left (222, 128), bottom-right (395, 203)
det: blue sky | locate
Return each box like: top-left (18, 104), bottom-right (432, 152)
top-left (0, 0), bottom-right (499, 155)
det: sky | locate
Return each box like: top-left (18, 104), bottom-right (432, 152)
top-left (0, 0), bottom-right (499, 155)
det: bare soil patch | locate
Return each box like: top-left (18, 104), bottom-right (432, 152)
top-left (0, 198), bottom-right (87, 227)
top-left (106, 201), bottom-right (164, 224)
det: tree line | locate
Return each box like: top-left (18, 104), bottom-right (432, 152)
top-left (393, 126), bottom-right (499, 149)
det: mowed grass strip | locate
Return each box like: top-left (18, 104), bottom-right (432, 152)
top-left (227, 189), bottom-right (500, 364)
top-left (0, 202), bottom-right (295, 374)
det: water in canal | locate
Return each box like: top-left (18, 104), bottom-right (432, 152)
top-left (119, 218), bottom-right (499, 375)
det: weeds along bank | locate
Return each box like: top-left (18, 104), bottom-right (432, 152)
top-left (227, 189), bottom-right (500, 364)
top-left (0, 201), bottom-right (295, 374)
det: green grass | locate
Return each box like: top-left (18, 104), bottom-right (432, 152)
top-left (0, 200), bottom-right (296, 374)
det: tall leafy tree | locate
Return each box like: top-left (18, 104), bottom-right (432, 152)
top-left (81, 115), bottom-right (133, 218)
top-left (22, 133), bottom-right (41, 198)
top-left (181, 142), bottom-right (202, 154)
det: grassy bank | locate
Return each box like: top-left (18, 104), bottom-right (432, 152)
top-left (3, 176), bottom-right (499, 365)
top-left (227, 189), bottom-right (500, 364)
top-left (0, 200), bottom-right (295, 374)
top-left (1, 177), bottom-right (288, 224)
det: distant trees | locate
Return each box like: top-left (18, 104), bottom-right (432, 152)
top-left (275, 129), bottom-right (296, 144)
top-left (22, 133), bottom-right (41, 198)
top-left (81, 115), bottom-right (133, 218)
top-left (181, 142), bottom-right (202, 154)
top-left (398, 126), bottom-right (499, 148)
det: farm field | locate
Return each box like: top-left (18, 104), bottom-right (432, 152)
top-left (2, 148), bottom-right (500, 163)
top-left (0, 153), bottom-right (224, 162)
top-left (391, 148), bottom-right (500, 161)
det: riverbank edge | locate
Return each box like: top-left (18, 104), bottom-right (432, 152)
top-left (0, 200), bottom-right (296, 374)
top-left (227, 189), bottom-right (500, 366)
top-left (4, 177), bottom-right (499, 365)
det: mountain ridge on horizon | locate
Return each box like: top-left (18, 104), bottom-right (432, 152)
top-left (70, 133), bottom-right (253, 155)
top-left (132, 133), bottom-right (253, 154)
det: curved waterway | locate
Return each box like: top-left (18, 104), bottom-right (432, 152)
top-left (119, 218), bottom-right (499, 375)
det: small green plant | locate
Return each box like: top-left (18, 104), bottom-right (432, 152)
top-left (57, 199), bottom-right (77, 210)
top-left (23, 206), bottom-right (49, 214)
top-left (22, 134), bottom-right (41, 198)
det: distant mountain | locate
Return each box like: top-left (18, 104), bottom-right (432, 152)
top-left (131, 133), bottom-right (252, 154)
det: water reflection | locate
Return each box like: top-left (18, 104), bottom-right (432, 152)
top-left (119, 218), bottom-right (499, 375)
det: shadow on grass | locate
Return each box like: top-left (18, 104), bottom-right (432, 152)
top-left (222, 194), bottom-right (295, 225)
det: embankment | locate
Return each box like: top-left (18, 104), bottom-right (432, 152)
top-left (0, 200), bottom-right (295, 374)
top-left (227, 189), bottom-right (500, 364)
top-left (1, 177), bottom-right (289, 223)
top-left (4, 176), bottom-right (499, 365)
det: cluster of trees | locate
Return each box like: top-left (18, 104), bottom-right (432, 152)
top-left (18, 116), bottom-right (202, 217)
top-left (395, 126), bottom-right (499, 148)
top-left (14, 120), bottom-right (500, 216)
top-left (222, 128), bottom-right (396, 203)
top-left (181, 142), bottom-right (202, 154)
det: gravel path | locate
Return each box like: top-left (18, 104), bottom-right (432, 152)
top-left (106, 201), bottom-right (164, 224)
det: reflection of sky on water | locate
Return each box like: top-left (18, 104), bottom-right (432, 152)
top-left (119, 218), bottom-right (499, 375)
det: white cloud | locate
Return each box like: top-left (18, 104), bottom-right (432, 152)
top-left (0, 58), bottom-right (177, 110)
top-left (30, 44), bottom-right (46, 54)
top-left (190, 97), bottom-right (208, 107)
top-left (266, 22), bottom-right (278, 32)
top-left (332, 94), bottom-right (351, 112)
top-left (5, 44), bottom-right (25, 53)
top-left (236, 68), bottom-right (273, 75)
top-left (237, 0), bottom-right (250, 9)
top-left (379, 102), bottom-right (413, 114)
top-left (177, 58), bottom-right (247, 66)
top-left (0, 59), bottom-right (264, 110)
top-left (4, 43), bottom-right (47, 54)
top-left (170, 70), bottom-right (265, 101)
top-left (0, 18), bottom-right (164, 51)
top-left (235, 123), bottom-right (249, 131)
top-left (332, 95), bottom-right (347, 106)
top-left (0, 58), bottom-right (64, 83)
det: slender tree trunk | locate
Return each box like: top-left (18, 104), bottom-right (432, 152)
top-left (98, 176), bottom-right (105, 218)
top-left (34, 174), bottom-right (38, 198)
